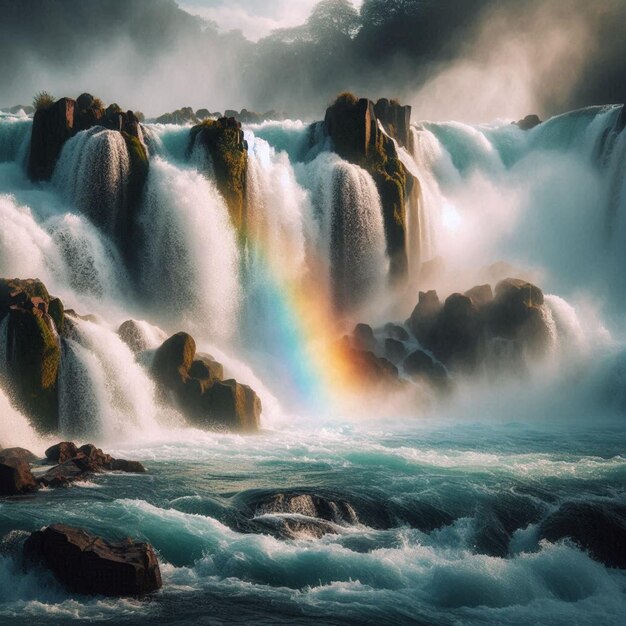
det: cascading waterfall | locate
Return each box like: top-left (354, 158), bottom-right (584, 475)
top-left (136, 156), bottom-right (241, 338)
top-left (0, 114), bottom-right (31, 165)
top-left (300, 151), bottom-right (388, 310)
top-left (52, 127), bottom-right (130, 235)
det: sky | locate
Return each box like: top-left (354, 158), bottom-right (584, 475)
top-left (179, 0), bottom-right (363, 40)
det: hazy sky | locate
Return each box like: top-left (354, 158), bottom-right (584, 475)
top-left (179, 0), bottom-right (363, 40)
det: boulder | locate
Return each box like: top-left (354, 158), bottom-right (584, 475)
top-left (109, 459), bottom-right (146, 473)
top-left (24, 525), bottom-right (162, 596)
top-left (189, 353), bottom-right (224, 383)
top-left (0, 458), bottom-right (38, 495)
top-left (45, 442), bottom-right (78, 464)
top-left (0, 447), bottom-right (39, 463)
top-left (539, 502), bottom-right (626, 569)
top-left (374, 98), bottom-right (412, 148)
top-left (28, 98), bottom-right (75, 180)
top-left (464, 284), bottom-right (493, 306)
top-left (76, 93), bottom-right (95, 110)
top-left (407, 290), bottom-right (441, 345)
top-left (117, 320), bottom-right (149, 354)
top-left (202, 379), bottom-right (262, 432)
top-left (352, 323), bottom-right (376, 350)
top-left (384, 322), bottom-right (409, 341)
top-left (385, 338), bottom-right (407, 362)
top-left (38, 458), bottom-right (86, 488)
top-left (151, 332), bottom-right (196, 390)
top-left (403, 349), bottom-right (447, 383)
top-left (188, 117), bottom-right (248, 230)
top-left (339, 337), bottom-right (400, 388)
top-left (515, 114), bottom-right (541, 130)
top-left (74, 444), bottom-right (113, 471)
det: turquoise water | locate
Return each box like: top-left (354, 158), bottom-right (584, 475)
top-left (1, 418), bottom-right (624, 625)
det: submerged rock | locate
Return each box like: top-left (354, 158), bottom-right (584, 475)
top-left (24, 524), bottom-right (162, 596)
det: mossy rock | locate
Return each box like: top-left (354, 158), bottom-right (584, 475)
top-left (189, 118), bottom-right (248, 231)
top-left (48, 297), bottom-right (64, 335)
top-left (324, 95), bottom-right (410, 278)
top-left (7, 308), bottom-right (60, 432)
top-left (0, 278), bottom-right (50, 315)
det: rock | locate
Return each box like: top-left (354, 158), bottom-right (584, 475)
top-left (407, 290), bottom-right (441, 345)
top-left (118, 320), bottom-right (149, 354)
top-left (189, 353), bottom-right (223, 383)
top-left (203, 379), bottom-right (262, 432)
top-left (37, 458), bottom-right (85, 488)
top-left (0, 458), bottom-right (38, 495)
top-left (188, 117), bottom-right (248, 230)
top-left (0, 447), bottom-right (39, 463)
top-left (384, 322), bottom-right (409, 341)
top-left (28, 97), bottom-right (75, 180)
top-left (464, 284), bottom-right (493, 306)
top-left (515, 114), bottom-right (541, 130)
top-left (427, 293), bottom-right (480, 370)
top-left (323, 93), bottom-right (410, 278)
top-left (74, 444), bottom-right (113, 471)
top-left (24, 525), bottom-right (162, 596)
top-left (45, 442), bottom-right (78, 464)
top-left (403, 349), bottom-right (447, 383)
top-left (539, 502), bottom-right (626, 569)
top-left (385, 338), bottom-right (407, 362)
top-left (374, 98), bottom-right (412, 148)
top-left (352, 323), bottom-right (376, 350)
top-left (155, 107), bottom-right (197, 125)
top-left (151, 332), bottom-right (196, 390)
top-left (195, 108), bottom-right (211, 120)
top-left (339, 337), bottom-right (400, 388)
top-left (109, 459), bottom-right (146, 473)
top-left (76, 93), bottom-right (95, 110)
top-left (4, 279), bottom-right (61, 432)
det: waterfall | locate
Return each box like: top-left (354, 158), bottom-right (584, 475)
top-left (0, 115), bottom-right (31, 166)
top-left (52, 127), bottom-right (130, 235)
top-left (301, 151), bottom-right (388, 310)
top-left (58, 318), bottom-right (161, 440)
top-left (136, 157), bottom-right (241, 338)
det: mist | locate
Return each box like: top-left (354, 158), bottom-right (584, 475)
top-left (1, 0), bottom-right (624, 121)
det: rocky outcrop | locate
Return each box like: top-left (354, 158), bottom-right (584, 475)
top-left (403, 349), bottom-right (447, 384)
top-left (0, 457), bottom-right (38, 495)
top-left (373, 98), bottom-right (412, 148)
top-left (337, 335), bottom-right (401, 389)
top-left (151, 332), bottom-right (261, 432)
top-left (155, 106), bottom-right (197, 125)
top-left (406, 278), bottom-right (551, 373)
top-left (188, 118), bottom-right (248, 230)
top-left (323, 93), bottom-right (412, 279)
top-left (45, 442), bottom-right (78, 464)
top-left (1, 278), bottom-right (61, 432)
top-left (514, 114), bottom-right (542, 131)
top-left (24, 524), bottom-right (162, 596)
top-left (117, 320), bottom-right (148, 354)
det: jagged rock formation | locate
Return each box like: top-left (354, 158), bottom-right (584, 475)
top-left (374, 98), bottom-right (412, 149)
top-left (1, 278), bottom-right (61, 432)
top-left (407, 278), bottom-right (551, 373)
top-left (24, 525), bottom-right (162, 596)
top-left (151, 332), bottom-right (261, 432)
top-left (188, 117), bottom-right (248, 230)
top-left (323, 93), bottom-right (412, 279)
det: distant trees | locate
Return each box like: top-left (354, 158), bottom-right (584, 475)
top-left (307, 0), bottom-right (361, 40)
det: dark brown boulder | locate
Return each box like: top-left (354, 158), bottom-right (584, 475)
top-left (515, 114), bottom-right (542, 131)
top-left (28, 98), bottom-right (75, 180)
top-left (45, 442), bottom-right (78, 464)
top-left (202, 379), bottom-right (262, 432)
top-left (339, 337), bottom-right (401, 388)
top-left (374, 98), bottom-right (412, 148)
top-left (189, 353), bottom-right (224, 383)
top-left (0, 447), bottom-right (39, 463)
top-left (109, 459), bottom-right (146, 473)
top-left (407, 290), bottom-right (442, 345)
top-left (75, 444), bottom-right (113, 471)
top-left (464, 284), bottom-right (493, 306)
top-left (151, 332), bottom-right (196, 390)
top-left (24, 525), bottom-right (162, 596)
top-left (0, 458), bottom-right (38, 495)
top-left (37, 458), bottom-right (85, 488)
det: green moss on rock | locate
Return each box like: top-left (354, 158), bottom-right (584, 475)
top-left (189, 118), bottom-right (248, 231)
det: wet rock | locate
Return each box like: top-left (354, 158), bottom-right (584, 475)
top-left (514, 114), bottom-right (542, 130)
top-left (202, 379), bottom-right (262, 432)
top-left (109, 459), bottom-right (146, 473)
top-left (384, 322), bottom-right (409, 341)
top-left (155, 107), bottom-right (197, 125)
top-left (403, 349), bottom-right (447, 383)
top-left (24, 524), bottom-right (162, 596)
top-left (339, 337), bottom-right (400, 388)
top-left (385, 338), bottom-right (407, 362)
top-left (152, 332), bottom-right (196, 390)
top-left (45, 442), bottom-right (78, 464)
top-left (407, 290), bottom-right (441, 345)
top-left (374, 98), bottom-right (412, 148)
top-left (37, 458), bottom-right (86, 488)
top-left (540, 501), bottom-right (626, 569)
top-left (324, 93), bottom-right (411, 278)
top-left (0, 447), bottom-right (39, 463)
top-left (118, 320), bottom-right (149, 354)
top-left (189, 352), bottom-right (224, 383)
top-left (188, 117), bottom-right (248, 229)
top-left (0, 458), bottom-right (38, 495)
top-left (352, 323), bottom-right (376, 350)
top-left (464, 284), bottom-right (493, 306)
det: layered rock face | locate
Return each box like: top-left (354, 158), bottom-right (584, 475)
top-left (1, 278), bottom-right (62, 432)
top-left (323, 93), bottom-right (412, 279)
top-left (24, 525), bottom-right (162, 596)
top-left (151, 332), bottom-right (261, 432)
top-left (188, 117), bottom-right (248, 230)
